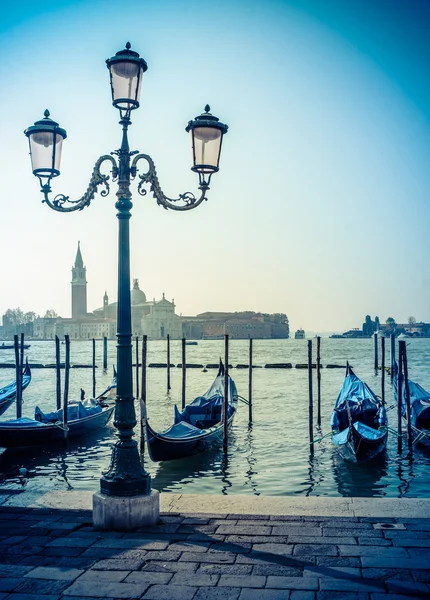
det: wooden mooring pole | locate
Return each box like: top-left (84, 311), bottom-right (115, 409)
top-left (223, 334), bottom-right (229, 453)
top-left (397, 342), bottom-right (403, 454)
top-left (20, 333), bottom-right (24, 389)
top-left (400, 340), bottom-right (413, 451)
top-left (167, 334), bottom-right (171, 392)
top-left (103, 336), bottom-right (108, 372)
top-left (140, 335), bottom-right (147, 453)
top-left (14, 335), bottom-right (22, 419)
top-left (390, 333), bottom-right (395, 380)
top-left (92, 338), bottom-right (96, 398)
top-left (248, 338), bottom-right (253, 424)
top-left (181, 338), bottom-right (186, 410)
top-left (55, 335), bottom-right (61, 410)
top-left (316, 336), bottom-right (321, 427)
top-left (63, 335), bottom-right (70, 442)
top-left (135, 336), bottom-right (139, 400)
top-left (308, 339), bottom-right (314, 452)
top-left (381, 335), bottom-right (385, 406)
top-left (374, 333), bottom-right (378, 372)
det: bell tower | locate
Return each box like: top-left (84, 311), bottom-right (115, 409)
top-left (103, 291), bottom-right (109, 318)
top-left (71, 241), bottom-right (87, 318)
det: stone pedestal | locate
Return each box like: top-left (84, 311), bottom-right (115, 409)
top-left (92, 490), bottom-right (160, 531)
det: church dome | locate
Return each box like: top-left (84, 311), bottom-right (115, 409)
top-left (131, 279), bottom-right (146, 305)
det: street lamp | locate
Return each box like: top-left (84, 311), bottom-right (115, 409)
top-left (24, 42), bottom-right (228, 530)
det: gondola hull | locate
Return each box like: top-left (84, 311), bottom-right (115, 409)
top-left (393, 363), bottom-right (430, 449)
top-left (333, 423), bottom-right (388, 463)
top-left (0, 344), bottom-right (31, 350)
top-left (0, 363), bottom-right (32, 417)
top-left (0, 398), bottom-right (14, 418)
top-left (146, 411), bottom-right (236, 462)
top-left (402, 416), bottom-right (430, 448)
top-left (416, 431), bottom-right (430, 448)
top-left (0, 405), bottom-right (114, 448)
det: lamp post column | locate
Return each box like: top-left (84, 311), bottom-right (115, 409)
top-left (25, 44), bottom-right (228, 531)
top-left (99, 117), bottom-right (151, 498)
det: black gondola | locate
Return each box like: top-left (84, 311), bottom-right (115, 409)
top-left (0, 343), bottom-right (31, 350)
top-left (145, 361), bottom-right (238, 461)
top-left (394, 362), bottom-right (430, 447)
top-left (331, 364), bottom-right (388, 462)
top-left (0, 361), bottom-right (32, 417)
top-left (0, 372), bottom-right (116, 448)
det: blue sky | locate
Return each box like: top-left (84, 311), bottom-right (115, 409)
top-left (0, 0), bottom-right (429, 332)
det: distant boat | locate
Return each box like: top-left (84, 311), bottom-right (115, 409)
top-left (0, 343), bottom-right (31, 350)
top-left (294, 329), bottom-right (305, 339)
top-left (185, 341), bottom-right (198, 346)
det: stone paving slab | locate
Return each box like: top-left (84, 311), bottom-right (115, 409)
top-left (1, 503), bottom-right (430, 597)
top-left (2, 490), bottom-right (430, 519)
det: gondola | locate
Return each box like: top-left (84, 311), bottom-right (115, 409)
top-left (0, 343), bottom-right (31, 350)
top-left (331, 363), bottom-right (388, 462)
top-left (393, 363), bottom-right (430, 447)
top-left (0, 371), bottom-right (116, 448)
top-left (145, 360), bottom-right (238, 461)
top-left (0, 361), bottom-right (32, 417)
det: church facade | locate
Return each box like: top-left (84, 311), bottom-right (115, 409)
top-left (92, 279), bottom-right (182, 340)
top-left (32, 243), bottom-right (182, 340)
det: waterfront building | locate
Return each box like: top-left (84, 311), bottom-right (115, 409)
top-left (182, 311), bottom-right (289, 340)
top-left (92, 281), bottom-right (182, 340)
top-left (378, 322), bottom-right (430, 337)
top-left (32, 317), bottom-right (59, 339)
top-left (141, 294), bottom-right (182, 340)
top-left (2, 244), bottom-right (289, 341)
top-left (32, 312), bottom-right (117, 341)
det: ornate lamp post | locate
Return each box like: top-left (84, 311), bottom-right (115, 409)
top-left (25, 43), bottom-right (228, 530)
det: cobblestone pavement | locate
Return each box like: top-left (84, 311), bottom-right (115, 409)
top-left (0, 506), bottom-right (429, 599)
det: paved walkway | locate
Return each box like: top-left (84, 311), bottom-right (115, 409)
top-left (0, 493), bottom-right (429, 599)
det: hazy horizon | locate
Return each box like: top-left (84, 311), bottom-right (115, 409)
top-left (1, 0), bottom-right (429, 333)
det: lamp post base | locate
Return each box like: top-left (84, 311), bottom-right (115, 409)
top-left (100, 472), bottom-right (151, 497)
top-left (92, 490), bottom-right (160, 531)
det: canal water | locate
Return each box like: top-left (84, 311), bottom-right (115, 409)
top-left (1, 338), bottom-right (430, 498)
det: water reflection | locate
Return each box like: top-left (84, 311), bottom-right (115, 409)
top-left (244, 425), bottom-right (259, 495)
top-left (220, 454), bottom-right (232, 495)
top-left (332, 451), bottom-right (389, 497)
top-left (302, 449), bottom-right (326, 497)
top-left (54, 456), bottom-right (73, 489)
top-left (0, 427), bottom-right (114, 491)
top-left (396, 454), bottom-right (415, 497)
top-left (150, 444), bottom-right (230, 493)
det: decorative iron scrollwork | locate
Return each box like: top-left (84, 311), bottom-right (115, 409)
top-left (41, 155), bottom-right (118, 212)
top-left (131, 153), bottom-right (209, 211)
